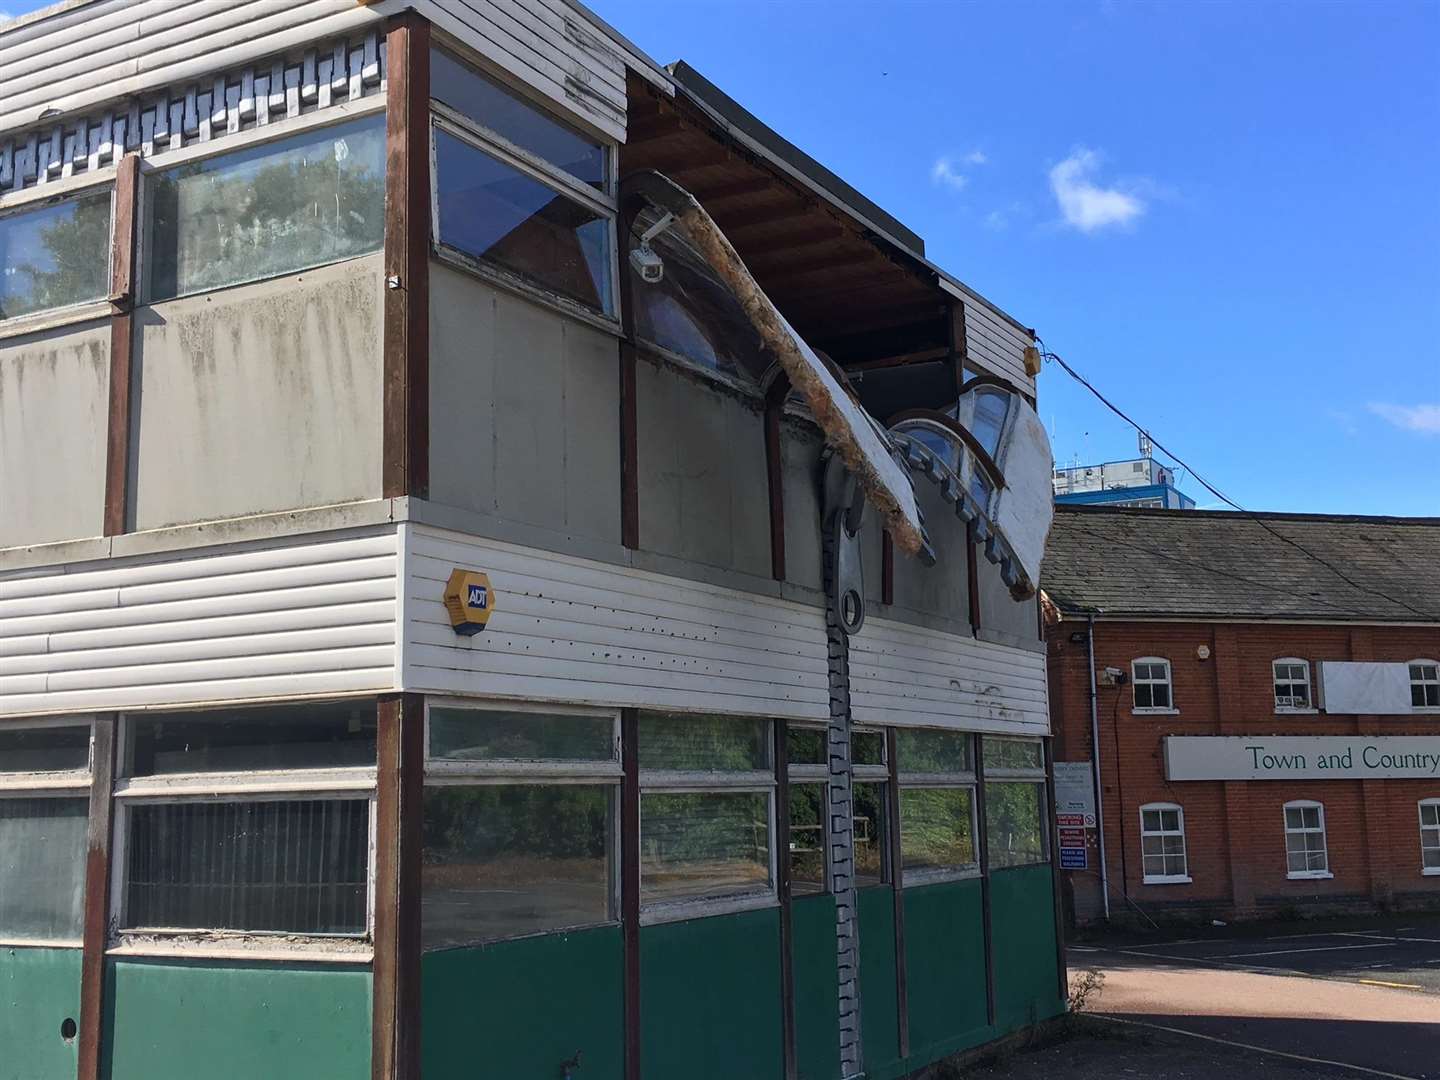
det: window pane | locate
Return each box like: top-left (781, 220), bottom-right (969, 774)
top-left (428, 708), bottom-right (614, 764)
top-left (986, 782), bottom-right (1046, 869)
top-left (896, 729), bottom-right (972, 775)
top-left (1285, 808), bottom-right (1304, 830)
top-left (0, 726), bottom-right (90, 773)
top-left (1141, 835), bottom-right (1164, 856)
top-left (1307, 850), bottom-right (1327, 871)
top-left (631, 216), bottom-right (769, 382)
top-left (899, 787), bottom-right (974, 873)
top-left (422, 785), bottom-right (612, 948)
top-left (1134, 685), bottom-right (1154, 709)
top-left (853, 782), bottom-right (887, 886)
top-left (786, 727), bottom-right (826, 767)
top-left (852, 731), bottom-right (885, 767)
top-left (1161, 810), bottom-right (1180, 831)
top-left (124, 799), bottom-right (368, 934)
top-left (638, 713), bottom-right (768, 772)
top-left (128, 702), bottom-right (376, 775)
top-left (982, 737), bottom-right (1043, 771)
top-left (640, 791), bottom-right (770, 905)
top-left (1141, 810), bottom-right (1162, 832)
top-left (431, 47), bottom-right (605, 190)
top-left (1423, 804), bottom-right (1440, 827)
top-left (0, 191), bottom-right (110, 320)
top-left (1151, 683), bottom-right (1171, 709)
top-left (435, 129), bottom-right (613, 313)
top-left (0, 797), bottom-right (87, 939)
top-left (788, 783), bottom-right (825, 895)
top-left (146, 114), bottom-right (384, 301)
top-left (1164, 854), bottom-right (1187, 877)
top-left (968, 388), bottom-right (1010, 456)
top-left (1287, 851), bottom-right (1307, 873)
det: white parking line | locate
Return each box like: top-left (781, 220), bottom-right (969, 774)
top-left (1219, 942), bottom-right (1396, 959)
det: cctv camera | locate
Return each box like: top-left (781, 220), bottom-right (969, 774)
top-left (629, 244), bottom-right (664, 284)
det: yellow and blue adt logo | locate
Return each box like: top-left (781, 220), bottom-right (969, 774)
top-left (443, 569), bottom-right (496, 636)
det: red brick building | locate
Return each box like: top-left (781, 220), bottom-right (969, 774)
top-left (1042, 506), bottom-right (1440, 926)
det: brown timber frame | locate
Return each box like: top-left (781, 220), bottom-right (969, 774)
top-left (884, 727), bottom-right (910, 1058)
top-left (382, 13), bottom-right (431, 500)
top-left (973, 733), bottom-right (997, 1027)
top-left (103, 154), bottom-right (139, 536)
top-left (620, 708), bottom-right (642, 1080)
top-left (76, 715), bottom-right (116, 1080)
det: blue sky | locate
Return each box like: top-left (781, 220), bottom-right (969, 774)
top-left (586, 0), bottom-right (1439, 516)
top-left (5, 1), bottom-right (1434, 514)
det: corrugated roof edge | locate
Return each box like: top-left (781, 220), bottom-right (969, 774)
top-left (665, 59), bottom-right (1034, 340)
top-left (1053, 503), bottom-right (1440, 527)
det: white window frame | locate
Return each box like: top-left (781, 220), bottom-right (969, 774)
top-left (0, 717), bottom-right (95, 948)
top-left (1419, 799), bottom-right (1440, 876)
top-left (1283, 799), bottom-right (1331, 880)
top-left (897, 729), bottom-right (980, 886)
top-left (421, 698), bottom-right (623, 946)
top-left (1132, 657), bottom-right (1176, 713)
top-left (109, 709), bottom-right (379, 960)
top-left (1272, 658), bottom-right (1315, 713)
top-left (638, 713), bottom-right (777, 925)
top-left (1139, 802), bottom-right (1191, 884)
top-left (429, 89), bottom-right (620, 333)
top-left (1409, 660), bottom-right (1440, 712)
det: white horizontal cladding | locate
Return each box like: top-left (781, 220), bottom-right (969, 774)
top-left (402, 525), bottom-right (831, 719)
top-left (0, 529), bottom-right (399, 717)
top-left (421, 0), bottom-right (642, 141)
top-left (964, 298), bottom-right (1034, 394)
top-left (0, 1), bottom-right (387, 149)
top-left (849, 616), bottom-right (1049, 735)
top-left (0, 16), bottom-right (386, 193)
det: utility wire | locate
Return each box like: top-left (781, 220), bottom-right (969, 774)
top-left (1037, 342), bottom-right (1435, 622)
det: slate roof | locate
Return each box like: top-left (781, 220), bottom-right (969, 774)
top-left (1042, 505), bottom-right (1440, 622)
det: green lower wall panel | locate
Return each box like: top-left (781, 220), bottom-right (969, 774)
top-left (0, 945), bottom-right (81, 1080)
top-left (990, 864), bottom-right (1065, 1029)
top-left (791, 894), bottom-right (840, 1080)
top-left (102, 957), bottom-right (371, 1080)
top-left (640, 906), bottom-right (783, 1080)
top-left (855, 887), bottom-right (902, 1079)
top-left (902, 878), bottom-right (990, 1068)
top-left (422, 926), bottom-right (624, 1080)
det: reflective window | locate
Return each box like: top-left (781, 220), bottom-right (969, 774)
top-left (0, 726), bottom-right (90, 773)
top-left (896, 728), bottom-right (972, 774)
top-left (126, 702), bottom-right (376, 775)
top-left (852, 730), bottom-right (885, 768)
top-left (638, 713), bottom-right (769, 773)
top-left (982, 737), bottom-right (1043, 772)
top-left (1420, 800), bottom-right (1440, 873)
top-left (123, 799), bottom-right (368, 934)
top-left (640, 791), bottom-right (770, 905)
top-left (0, 190), bottom-right (111, 321)
top-left (431, 47), bottom-right (606, 190)
top-left (1273, 659), bottom-right (1311, 710)
top-left (1411, 662), bottom-right (1440, 709)
top-left (1283, 801), bottom-right (1329, 877)
top-left (986, 782), bottom-right (1046, 869)
top-left (1132, 658), bottom-right (1173, 711)
top-left (0, 797), bottom-right (88, 940)
top-left (966, 387), bottom-right (1011, 456)
top-left (786, 726), bottom-right (826, 767)
top-left (434, 127), bottom-right (613, 313)
top-left (428, 707), bottom-right (614, 764)
top-left (145, 113), bottom-right (385, 301)
top-left (852, 781), bottom-right (888, 886)
top-left (899, 788), bottom-right (975, 873)
top-left (788, 782), bottom-right (826, 895)
top-left (422, 785), bottom-right (612, 948)
top-left (1140, 803), bottom-right (1188, 882)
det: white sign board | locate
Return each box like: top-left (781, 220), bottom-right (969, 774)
top-left (1316, 662), bottom-right (1414, 715)
top-left (1053, 761), bottom-right (1097, 826)
top-left (1165, 735), bottom-right (1440, 781)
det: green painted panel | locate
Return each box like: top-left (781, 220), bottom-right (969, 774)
top-left (902, 878), bottom-right (989, 1067)
top-left (422, 926), bottom-right (623, 1080)
top-left (990, 864), bottom-right (1065, 1030)
top-left (791, 894), bottom-right (839, 1080)
top-left (0, 945), bottom-right (81, 1080)
top-left (640, 907), bottom-right (782, 1080)
top-left (102, 958), bottom-right (371, 1080)
top-left (855, 886), bottom-right (901, 1079)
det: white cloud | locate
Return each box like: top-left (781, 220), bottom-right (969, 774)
top-left (1049, 148), bottom-right (1145, 232)
top-left (1367, 402), bottom-right (1440, 435)
top-left (983, 210), bottom-right (1008, 231)
top-left (964, 149), bottom-right (988, 166)
top-left (930, 156), bottom-right (969, 192)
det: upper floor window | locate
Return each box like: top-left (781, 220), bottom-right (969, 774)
top-left (1411, 661), bottom-right (1440, 709)
top-left (0, 189), bottom-right (112, 321)
top-left (430, 47), bottom-right (615, 318)
top-left (1283, 800), bottom-right (1330, 879)
top-left (1420, 800), bottom-right (1440, 875)
top-left (1132, 658), bottom-right (1173, 711)
top-left (1139, 803), bottom-right (1188, 883)
top-left (1273, 659), bottom-right (1312, 711)
top-left (144, 113), bottom-right (385, 302)
top-left (896, 728), bottom-right (977, 883)
top-left (982, 737), bottom-right (1049, 870)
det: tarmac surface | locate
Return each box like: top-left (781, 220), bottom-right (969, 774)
top-left (1068, 915), bottom-right (1440, 1079)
